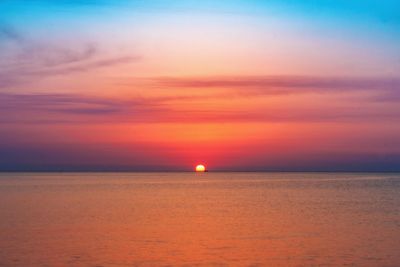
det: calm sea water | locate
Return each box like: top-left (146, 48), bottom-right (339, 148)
top-left (0, 172), bottom-right (399, 266)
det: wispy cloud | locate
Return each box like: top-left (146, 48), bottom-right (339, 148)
top-left (0, 92), bottom-right (171, 124)
top-left (0, 24), bottom-right (23, 43)
top-left (154, 75), bottom-right (400, 96)
top-left (1, 91), bottom-right (399, 124)
top-left (0, 23), bottom-right (137, 88)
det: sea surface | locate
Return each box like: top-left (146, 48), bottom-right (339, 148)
top-left (0, 172), bottom-right (399, 266)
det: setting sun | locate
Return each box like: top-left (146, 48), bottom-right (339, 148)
top-left (195, 164), bottom-right (206, 172)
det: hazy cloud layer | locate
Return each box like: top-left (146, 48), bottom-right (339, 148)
top-left (1, 91), bottom-right (399, 124)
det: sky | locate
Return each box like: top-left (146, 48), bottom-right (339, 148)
top-left (0, 0), bottom-right (399, 171)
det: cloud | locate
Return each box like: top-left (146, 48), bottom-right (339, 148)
top-left (0, 92), bottom-right (152, 112)
top-left (1, 91), bottom-right (399, 124)
top-left (151, 75), bottom-right (400, 103)
top-left (28, 56), bottom-right (137, 76)
top-left (0, 92), bottom-right (171, 124)
top-left (0, 24), bottom-right (23, 42)
top-left (0, 23), bottom-right (137, 89)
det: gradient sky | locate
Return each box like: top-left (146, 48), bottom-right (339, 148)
top-left (0, 0), bottom-right (399, 171)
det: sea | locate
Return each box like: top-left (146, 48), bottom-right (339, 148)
top-left (0, 172), bottom-right (399, 266)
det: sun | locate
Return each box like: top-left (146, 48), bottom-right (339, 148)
top-left (195, 164), bottom-right (206, 172)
